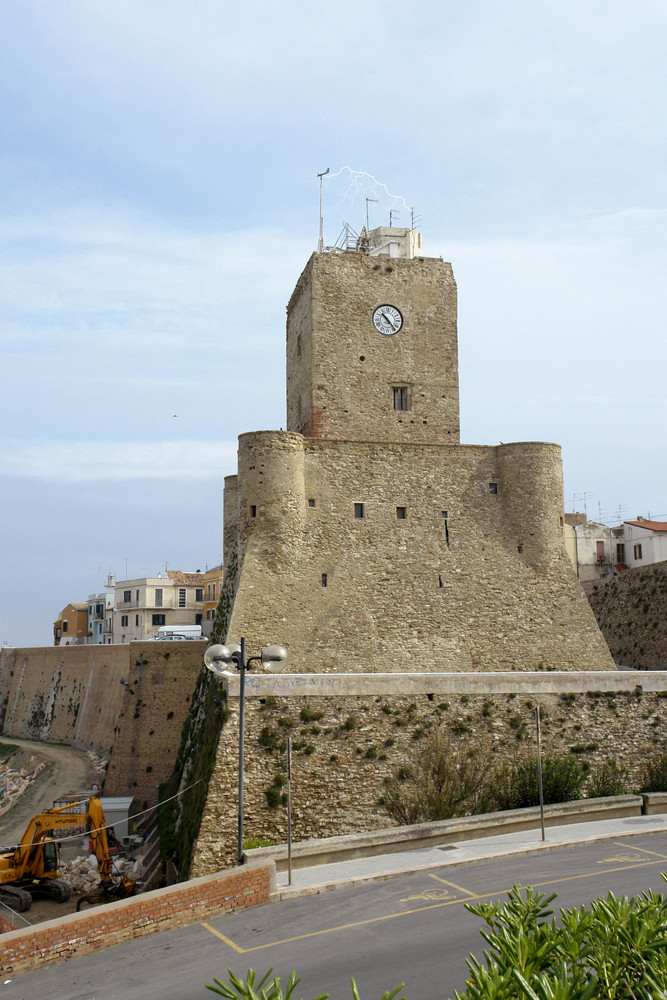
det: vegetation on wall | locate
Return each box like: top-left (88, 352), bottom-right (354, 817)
top-left (157, 545), bottom-right (238, 880)
top-left (379, 725), bottom-right (663, 825)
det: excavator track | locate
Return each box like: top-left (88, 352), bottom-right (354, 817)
top-left (38, 878), bottom-right (71, 903)
top-left (0, 885), bottom-right (33, 912)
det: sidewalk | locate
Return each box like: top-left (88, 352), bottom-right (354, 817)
top-left (274, 813), bottom-right (667, 899)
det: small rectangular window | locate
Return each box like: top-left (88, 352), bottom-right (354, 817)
top-left (135, 615), bottom-right (139, 626)
top-left (250, 505), bottom-right (257, 518)
top-left (155, 588), bottom-right (163, 607)
top-left (489, 483), bottom-right (498, 494)
top-left (393, 386), bottom-right (409, 411)
top-left (212, 583), bottom-right (217, 600)
top-left (308, 499), bottom-right (316, 508)
top-left (321, 573), bottom-right (328, 587)
top-left (178, 588), bottom-right (186, 608)
top-left (616, 543), bottom-right (625, 563)
top-left (354, 503), bottom-right (365, 519)
top-left (121, 615), bottom-right (128, 627)
top-left (123, 590), bottom-right (131, 602)
top-left (135, 590), bottom-right (139, 601)
top-left (152, 613), bottom-right (166, 626)
top-left (634, 544), bottom-right (643, 560)
top-left (62, 620), bottom-right (68, 633)
top-left (396, 506), bottom-right (407, 520)
top-left (195, 588), bottom-right (203, 602)
top-left (441, 510), bottom-right (448, 519)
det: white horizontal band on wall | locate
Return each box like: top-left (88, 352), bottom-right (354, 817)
top-left (217, 670), bottom-right (667, 699)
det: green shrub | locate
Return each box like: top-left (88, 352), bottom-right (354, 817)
top-left (299, 708), bottom-right (323, 723)
top-left (382, 731), bottom-right (494, 824)
top-left (206, 968), bottom-right (405, 999)
top-left (586, 758), bottom-right (629, 798)
top-left (258, 727), bottom-right (279, 750)
top-left (640, 753), bottom-right (667, 792)
top-left (493, 754), bottom-right (584, 810)
top-left (454, 879), bottom-right (667, 998)
top-left (342, 716), bottom-right (356, 731)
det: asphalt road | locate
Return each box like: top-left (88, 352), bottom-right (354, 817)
top-left (5, 833), bottom-right (667, 1000)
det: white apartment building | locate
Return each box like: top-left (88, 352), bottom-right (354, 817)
top-left (623, 519), bottom-right (667, 569)
top-left (106, 570), bottom-right (205, 643)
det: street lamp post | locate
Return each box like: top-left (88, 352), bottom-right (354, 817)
top-left (204, 637), bottom-right (287, 867)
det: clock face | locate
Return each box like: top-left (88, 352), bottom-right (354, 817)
top-left (372, 304), bottom-right (403, 336)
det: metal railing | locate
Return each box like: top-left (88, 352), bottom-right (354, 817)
top-left (0, 898), bottom-right (32, 931)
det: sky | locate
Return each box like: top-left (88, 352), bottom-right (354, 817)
top-left (1, 0), bottom-right (665, 647)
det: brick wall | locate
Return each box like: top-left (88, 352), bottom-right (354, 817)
top-left (0, 861), bottom-right (274, 977)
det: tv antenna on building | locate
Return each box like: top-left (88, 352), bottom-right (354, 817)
top-left (389, 209), bottom-right (400, 226)
top-left (365, 197), bottom-right (378, 231)
top-left (410, 207), bottom-right (422, 230)
top-left (571, 492), bottom-right (593, 517)
top-left (317, 168), bottom-right (329, 251)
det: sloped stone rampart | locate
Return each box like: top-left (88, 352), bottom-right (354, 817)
top-left (583, 563), bottom-right (667, 669)
top-left (191, 671), bottom-right (667, 875)
top-left (224, 434), bottom-right (614, 674)
top-left (0, 644), bottom-right (203, 805)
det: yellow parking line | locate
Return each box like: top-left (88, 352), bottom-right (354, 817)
top-left (427, 873), bottom-right (481, 896)
top-left (201, 922), bottom-right (245, 953)
top-left (611, 840), bottom-right (667, 861)
top-left (201, 855), bottom-right (667, 955)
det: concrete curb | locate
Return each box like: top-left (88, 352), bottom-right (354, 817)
top-left (270, 818), bottom-right (667, 901)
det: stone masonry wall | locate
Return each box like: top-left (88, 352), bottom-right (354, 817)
top-left (223, 432), bottom-right (613, 673)
top-left (0, 643), bottom-right (202, 807)
top-left (192, 673), bottom-right (667, 875)
top-left (583, 563), bottom-right (667, 669)
top-left (286, 252), bottom-right (460, 445)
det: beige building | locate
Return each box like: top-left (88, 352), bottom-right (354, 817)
top-left (219, 227), bottom-right (612, 673)
top-left (108, 571), bottom-right (205, 643)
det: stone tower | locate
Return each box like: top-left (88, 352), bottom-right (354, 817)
top-left (220, 228), bottom-right (614, 673)
top-left (286, 234), bottom-right (459, 444)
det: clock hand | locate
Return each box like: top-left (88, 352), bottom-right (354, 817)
top-left (382, 312), bottom-right (396, 329)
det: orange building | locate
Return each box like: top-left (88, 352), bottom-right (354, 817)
top-left (53, 602), bottom-right (89, 645)
top-left (202, 564), bottom-right (224, 634)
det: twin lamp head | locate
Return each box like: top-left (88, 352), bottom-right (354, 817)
top-left (204, 642), bottom-right (288, 677)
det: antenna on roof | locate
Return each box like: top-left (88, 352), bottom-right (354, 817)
top-left (317, 168), bottom-right (329, 251)
top-left (365, 197), bottom-right (378, 231)
top-left (390, 209), bottom-right (400, 226)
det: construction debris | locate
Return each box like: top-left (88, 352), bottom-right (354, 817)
top-left (59, 855), bottom-right (144, 896)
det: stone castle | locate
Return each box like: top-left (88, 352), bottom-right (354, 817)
top-left (221, 227), bottom-right (612, 672)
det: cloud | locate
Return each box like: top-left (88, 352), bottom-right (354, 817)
top-left (1, 440), bottom-right (238, 482)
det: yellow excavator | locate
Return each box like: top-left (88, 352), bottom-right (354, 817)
top-left (0, 796), bottom-right (138, 912)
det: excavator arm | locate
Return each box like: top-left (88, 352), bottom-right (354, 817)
top-left (8, 797), bottom-right (114, 883)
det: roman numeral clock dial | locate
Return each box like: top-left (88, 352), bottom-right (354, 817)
top-left (372, 304), bottom-right (403, 336)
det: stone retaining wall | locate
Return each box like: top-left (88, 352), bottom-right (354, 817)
top-left (583, 563), bottom-right (667, 669)
top-left (191, 671), bottom-right (667, 875)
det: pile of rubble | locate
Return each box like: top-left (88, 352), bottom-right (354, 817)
top-left (85, 750), bottom-right (108, 777)
top-left (59, 854), bottom-right (144, 896)
top-left (0, 760), bottom-right (49, 816)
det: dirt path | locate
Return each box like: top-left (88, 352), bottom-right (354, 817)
top-left (0, 737), bottom-right (102, 848)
